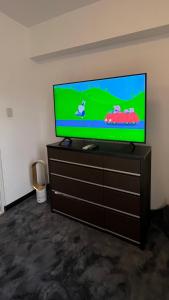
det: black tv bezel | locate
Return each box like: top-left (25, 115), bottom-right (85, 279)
top-left (53, 72), bottom-right (147, 144)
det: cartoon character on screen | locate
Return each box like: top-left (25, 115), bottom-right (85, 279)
top-left (75, 100), bottom-right (86, 117)
top-left (113, 105), bottom-right (121, 113)
top-left (129, 108), bottom-right (134, 113)
top-left (124, 108), bottom-right (134, 113)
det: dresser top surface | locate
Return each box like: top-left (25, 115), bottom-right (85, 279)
top-left (47, 140), bottom-right (151, 160)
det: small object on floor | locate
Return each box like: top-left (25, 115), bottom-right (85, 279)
top-left (32, 160), bottom-right (47, 203)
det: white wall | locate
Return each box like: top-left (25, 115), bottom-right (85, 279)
top-left (0, 13), bottom-right (42, 205)
top-left (30, 0), bottom-right (169, 58)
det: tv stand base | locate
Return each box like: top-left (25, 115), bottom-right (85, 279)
top-left (59, 137), bottom-right (72, 147)
top-left (129, 142), bottom-right (135, 152)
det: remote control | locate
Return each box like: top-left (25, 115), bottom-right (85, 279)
top-left (82, 144), bottom-right (97, 151)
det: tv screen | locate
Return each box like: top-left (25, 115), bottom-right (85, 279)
top-left (53, 73), bottom-right (146, 143)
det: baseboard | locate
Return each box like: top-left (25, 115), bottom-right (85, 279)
top-left (5, 190), bottom-right (36, 211)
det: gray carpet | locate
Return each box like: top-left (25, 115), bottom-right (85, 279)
top-left (0, 196), bottom-right (169, 300)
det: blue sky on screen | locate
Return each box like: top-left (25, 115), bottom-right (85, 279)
top-left (54, 74), bottom-right (145, 100)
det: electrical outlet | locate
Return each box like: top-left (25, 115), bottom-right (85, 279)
top-left (6, 108), bottom-right (13, 118)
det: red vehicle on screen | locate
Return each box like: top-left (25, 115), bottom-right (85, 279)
top-left (105, 106), bottom-right (139, 124)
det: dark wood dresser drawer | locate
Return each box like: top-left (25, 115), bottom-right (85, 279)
top-left (103, 188), bottom-right (140, 216)
top-left (47, 141), bottom-right (151, 248)
top-left (51, 191), bottom-right (105, 227)
top-left (105, 209), bottom-right (140, 242)
top-left (104, 171), bottom-right (140, 194)
top-left (48, 160), bottom-right (102, 184)
top-left (103, 156), bottom-right (140, 174)
top-left (50, 174), bottom-right (103, 205)
top-left (48, 148), bottom-right (103, 168)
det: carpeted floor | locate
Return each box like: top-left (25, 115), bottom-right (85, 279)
top-left (0, 196), bottom-right (169, 300)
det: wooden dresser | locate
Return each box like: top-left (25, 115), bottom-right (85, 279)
top-left (47, 141), bottom-right (151, 248)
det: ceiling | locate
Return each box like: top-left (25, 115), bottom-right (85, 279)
top-left (0, 0), bottom-right (100, 27)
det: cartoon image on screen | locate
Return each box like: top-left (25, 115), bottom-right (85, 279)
top-left (53, 74), bottom-right (146, 143)
top-left (75, 100), bottom-right (86, 117)
top-left (104, 105), bottom-right (139, 124)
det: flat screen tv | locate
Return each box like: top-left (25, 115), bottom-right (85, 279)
top-left (53, 73), bottom-right (146, 143)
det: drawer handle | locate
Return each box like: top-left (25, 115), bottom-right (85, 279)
top-left (52, 190), bottom-right (70, 198)
top-left (53, 190), bottom-right (60, 195)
